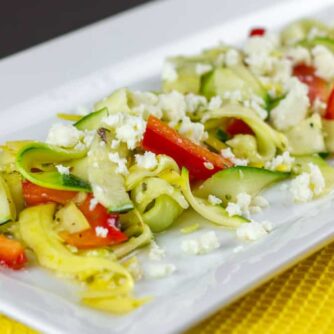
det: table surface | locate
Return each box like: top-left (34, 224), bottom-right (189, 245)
top-left (0, 0), bottom-right (154, 59)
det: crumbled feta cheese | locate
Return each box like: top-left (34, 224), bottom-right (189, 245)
top-left (208, 96), bottom-right (222, 111)
top-left (55, 164), bottom-right (70, 175)
top-left (224, 49), bottom-right (241, 67)
top-left (162, 61), bottom-right (178, 82)
top-left (225, 202), bottom-right (242, 217)
top-left (131, 91), bottom-right (159, 106)
top-left (89, 197), bottom-right (99, 211)
top-left (103, 113), bottom-right (146, 150)
top-left (307, 27), bottom-right (327, 41)
top-left (204, 162), bottom-right (214, 170)
top-left (244, 34), bottom-right (279, 75)
top-left (223, 90), bottom-right (243, 102)
top-left (285, 46), bottom-right (311, 66)
top-left (221, 147), bottom-right (248, 166)
top-left (159, 91), bottom-right (187, 126)
top-left (181, 231), bottom-right (220, 255)
top-left (265, 151), bottom-right (295, 172)
top-left (148, 241), bottom-right (166, 261)
top-left (290, 173), bottom-right (313, 202)
top-left (46, 124), bottom-right (82, 148)
top-left (249, 195), bottom-right (270, 214)
top-left (290, 163), bottom-right (325, 202)
top-left (308, 162), bottom-right (325, 195)
top-left (195, 63), bottom-right (213, 76)
top-left (111, 139), bottom-right (120, 149)
top-left (95, 226), bottom-right (108, 238)
top-left (226, 193), bottom-right (268, 218)
top-left (108, 152), bottom-right (128, 175)
top-left (135, 151), bottom-right (158, 170)
top-left (146, 263), bottom-right (176, 279)
top-left (270, 77), bottom-right (310, 131)
top-left (82, 130), bottom-right (95, 148)
top-left (116, 116), bottom-right (146, 150)
top-left (271, 58), bottom-right (292, 84)
top-left (252, 195), bottom-right (269, 208)
top-left (184, 93), bottom-right (207, 114)
top-left (208, 194), bottom-right (222, 205)
top-left (236, 220), bottom-right (272, 241)
top-left (313, 98), bottom-right (327, 115)
top-left (178, 117), bottom-right (207, 143)
top-left (312, 45), bottom-right (334, 81)
top-left (244, 95), bottom-right (267, 120)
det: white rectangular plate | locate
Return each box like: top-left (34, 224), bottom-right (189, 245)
top-left (1, 0), bottom-right (334, 333)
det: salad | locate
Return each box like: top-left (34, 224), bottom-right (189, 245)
top-left (1, 18), bottom-right (334, 314)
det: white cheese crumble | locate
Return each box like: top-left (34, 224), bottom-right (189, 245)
top-left (313, 98), bottom-right (327, 115)
top-left (221, 147), bottom-right (248, 166)
top-left (146, 263), bottom-right (176, 279)
top-left (89, 197), bottom-right (99, 211)
top-left (208, 96), bottom-right (222, 111)
top-left (270, 77), bottom-right (310, 131)
top-left (195, 63), bottom-right (213, 76)
top-left (204, 162), bottom-right (214, 170)
top-left (236, 220), bottom-right (272, 241)
top-left (244, 34), bottom-right (279, 75)
top-left (290, 163), bottom-right (325, 202)
top-left (265, 151), bottom-right (295, 172)
top-left (243, 95), bottom-right (267, 120)
top-left (285, 46), bottom-right (311, 66)
top-left (135, 151), bottom-right (158, 170)
top-left (312, 45), bottom-right (334, 81)
top-left (159, 91), bottom-right (187, 126)
top-left (55, 164), bottom-right (70, 175)
top-left (103, 113), bottom-right (146, 150)
top-left (108, 152), bottom-right (128, 175)
top-left (95, 226), bottom-right (108, 238)
top-left (226, 193), bottom-right (252, 217)
top-left (226, 193), bottom-right (269, 217)
top-left (162, 61), bottom-right (178, 82)
top-left (185, 94), bottom-right (207, 113)
top-left (178, 116), bottom-right (207, 143)
top-left (224, 49), bottom-right (241, 67)
top-left (181, 231), bottom-right (220, 255)
top-left (148, 241), bottom-right (166, 261)
top-left (46, 124), bottom-right (82, 148)
top-left (307, 27), bottom-right (327, 41)
top-left (208, 194), bottom-right (222, 205)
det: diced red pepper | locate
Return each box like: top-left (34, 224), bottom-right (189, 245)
top-left (249, 27), bottom-right (266, 37)
top-left (0, 235), bottom-right (27, 270)
top-left (324, 88), bottom-right (334, 120)
top-left (22, 180), bottom-right (77, 206)
top-left (21, 182), bottom-right (127, 249)
top-left (225, 119), bottom-right (254, 136)
top-left (142, 115), bottom-right (233, 180)
top-left (60, 194), bottom-right (127, 249)
top-left (293, 64), bottom-right (329, 104)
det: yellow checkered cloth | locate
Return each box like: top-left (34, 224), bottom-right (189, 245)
top-left (2, 242), bottom-right (334, 334)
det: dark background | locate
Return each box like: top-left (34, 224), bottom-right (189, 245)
top-left (0, 0), bottom-right (154, 59)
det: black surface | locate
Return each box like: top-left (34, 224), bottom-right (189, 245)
top-left (0, 0), bottom-right (155, 59)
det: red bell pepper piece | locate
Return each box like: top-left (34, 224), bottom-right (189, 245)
top-left (22, 181), bottom-right (127, 249)
top-left (142, 115), bottom-right (233, 180)
top-left (293, 64), bottom-right (329, 104)
top-left (249, 27), bottom-right (266, 37)
top-left (0, 235), bottom-right (27, 270)
top-left (59, 194), bottom-right (127, 249)
top-left (22, 180), bottom-right (77, 206)
top-left (225, 119), bottom-right (254, 136)
top-left (324, 88), bottom-right (334, 120)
